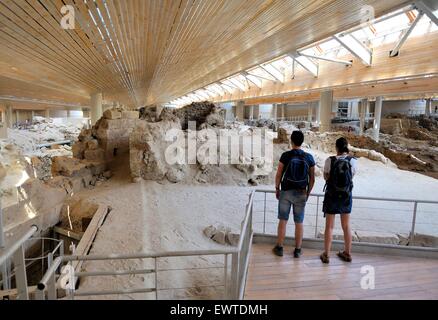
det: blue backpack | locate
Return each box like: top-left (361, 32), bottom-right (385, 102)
top-left (282, 154), bottom-right (310, 189)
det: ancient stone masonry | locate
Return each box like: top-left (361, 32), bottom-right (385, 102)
top-left (73, 108), bottom-right (140, 161)
top-left (130, 118), bottom-right (185, 182)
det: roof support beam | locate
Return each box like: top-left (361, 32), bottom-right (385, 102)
top-left (333, 34), bottom-right (372, 66)
top-left (289, 54), bottom-right (319, 77)
top-left (297, 52), bottom-right (353, 66)
top-left (260, 64), bottom-right (284, 83)
top-left (414, 0), bottom-right (438, 26)
top-left (241, 73), bottom-right (262, 88)
top-left (244, 71), bottom-right (275, 83)
top-left (390, 12), bottom-right (424, 57)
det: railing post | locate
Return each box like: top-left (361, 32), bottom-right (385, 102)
top-left (410, 202), bottom-right (418, 245)
top-left (0, 198), bottom-right (9, 291)
top-left (154, 257), bottom-right (158, 300)
top-left (263, 192), bottom-right (267, 234)
top-left (223, 254), bottom-right (228, 300)
top-left (315, 196), bottom-right (320, 238)
top-left (230, 252), bottom-right (239, 299)
top-left (47, 253), bottom-right (56, 300)
top-left (12, 244), bottom-right (29, 300)
top-left (34, 288), bottom-right (45, 300)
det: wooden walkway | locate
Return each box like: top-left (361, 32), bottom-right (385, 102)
top-left (244, 243), bottom-right (438, 300)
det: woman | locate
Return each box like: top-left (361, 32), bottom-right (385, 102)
top-left (320, 137), bottom-right (357, 264)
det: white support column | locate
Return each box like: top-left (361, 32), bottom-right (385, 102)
top-left (6, 105), bottom-right (13, 128)
top-left (249, 105), bottom-right (254, 120)
top-left (319, 90), bottom-right (333, 133)
top-left (235, 101), bottom-right (244, 121)
top-left (315, 102), bottom-right (320, 124)
top-left (350, 101), bottom-right (359, 119)
top-left (281, 103), bottom-right (286, 120)
top-left (359, 98), bottom-right (368, 135)
top-left (45, 109), bottom-right (50, 120)
top-left (15, 110), bottom-right (19, 125)
top-left (31, 110), bottom-right (35, 122)
top-left (425, 99), bottom-right (432, 116)
top-left (307, 103), bottom-right (313, 123)
top-left (272, 104), bottom-right (278, 120)
top-left (90, 92), bottom-right (103, 125)
top-left (0, 108), bottom-right (7, 138)
top-left (373, 96), bottom-right (383, 142)
top-left (253, 105), bottom-right (260, 120)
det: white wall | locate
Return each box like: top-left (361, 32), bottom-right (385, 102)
top-left (382, 100), bottom-right (426, 116)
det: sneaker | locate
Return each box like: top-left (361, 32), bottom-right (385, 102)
top-left (293, 248), bottom-right (302, 258)
top-left (272, 245), bottom-right (284, 257)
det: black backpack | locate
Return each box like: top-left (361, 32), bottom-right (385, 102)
top-left (324, 156), bottom-right (354, 196)
top-left (282, 154), bottom-right (310, 190)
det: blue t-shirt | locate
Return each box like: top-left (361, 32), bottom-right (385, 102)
top-left (279, 149), bottom-right (315, 191)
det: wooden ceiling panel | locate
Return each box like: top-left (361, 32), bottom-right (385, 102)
top-left (0, 0), bottom-right (410, 107)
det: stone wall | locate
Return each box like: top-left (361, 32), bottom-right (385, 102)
top-left (73, 109), bottom-right (140, 161)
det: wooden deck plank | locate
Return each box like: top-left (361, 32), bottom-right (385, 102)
top-left (244, 243), bottom-right (438, 300)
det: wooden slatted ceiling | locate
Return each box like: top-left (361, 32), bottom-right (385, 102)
top-left (0, 0), bottom-right (409, 107)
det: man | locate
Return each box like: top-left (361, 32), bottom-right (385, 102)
top-left (273, 130), bottom-right (315, 258)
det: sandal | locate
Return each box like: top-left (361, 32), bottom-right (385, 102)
top-left (337, 251), bottom-right (352, 262)
top-left (320, 252), bottom-right (330, 264)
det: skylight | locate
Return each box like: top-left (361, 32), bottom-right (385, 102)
top-left (169, 4), bottom-right (438, 107)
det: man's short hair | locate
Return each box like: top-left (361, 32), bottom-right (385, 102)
top-left (291, 130), bottom-right (304, 146)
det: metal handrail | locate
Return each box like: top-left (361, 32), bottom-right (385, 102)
top-left (0, 226), bottom-right (38, 266)
top-left (36, 191), bottom-right (256, 300)
top-left (254, 189), bottom-right (438, 243)
top-left (255, 189), bottom-right (438, 204)
top-left (0, 225), bottom-right (38, 299)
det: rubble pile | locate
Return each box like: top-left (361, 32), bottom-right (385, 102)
top-left (203, 224), bottom-right (239, 246)
top-left (7, 117), bottom-right (83, 154)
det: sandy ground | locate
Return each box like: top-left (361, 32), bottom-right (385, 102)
top-left (70, 149), bottom-right (438, 300)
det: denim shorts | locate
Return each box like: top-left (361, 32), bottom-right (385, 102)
top-left (278, 189), bottom-right (307, 223)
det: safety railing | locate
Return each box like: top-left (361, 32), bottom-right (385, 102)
top-left (0, 225), bottom-right (38, 299)
top-left (277, 116), bottom-right (315, 123)
top-left (0, 236), bottom-right (64, 292)
top-left (36, 192), bottom-right (255, 300)
top-left (253, 190), bottom-right (438, 246)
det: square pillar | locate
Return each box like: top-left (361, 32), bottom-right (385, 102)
top-left (359, 99), bottom-right (367, 135)
top-left (253, 105), bottom-right (260, 120)
top-left (425, 99), bottom-right (432, 116)
top-left (5, 105), bottom-right (13, 128)
top-left (90, 92), bottom-right (103, 125)
top-left (235, 101), bottom-right (244, 121)
top-left (373, 96), bottom-right (383, 142)
top-left (307, 103), bottom-right (313, 123)
top-left (272, 104), bottom-right (278, 120)
top-left (319, 90), bottom-right (333, 133)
